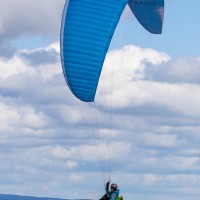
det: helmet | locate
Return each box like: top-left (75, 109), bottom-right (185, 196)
top-left (111, 183), bottom-right (118, 191)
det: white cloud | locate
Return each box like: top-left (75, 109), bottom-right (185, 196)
top-left (69, 174), bottom-right (83, 182)
top-left (0, 55), bottom-right (35, 79)
top-left (143, 174), bottom-right (157, 185)
top-left (64, 160), bottom-right (77, 169)
top-left (146, 57), bottom-right (200, 83)
top-left (132, 81), bottom-right (200, 117)
top-left (178, 157), bottom-right (199, 170)
top-left (0, 103), bottom-right (20, 131)
top-left (45, 42), bottom-right (60, 53)
top-left (141, 133), bottom-right (178, 148)
top-left (0, 0), bottom-right (65, 40)
top-left (93, 46), bottom-right (200, 117)
top-left (51, 142), bottom-right (131, 162)
top-left (96, 45), bottom-right (170, 108)
top-left (21, 106), bottom-right (49, 129)
top-left (56, 104), bottom-right (84, 125)
top-left (98, 129), bottom-right (122, 138)
top-left (0, 102), bottom-right (49, 134)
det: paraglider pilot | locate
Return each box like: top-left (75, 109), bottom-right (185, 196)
top-left (100, 181), bottom-right (122, 200)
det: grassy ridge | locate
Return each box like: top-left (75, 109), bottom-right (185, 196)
top-left (0, 194), bottom-right (67, 200)
top-left (0, 194), bottom-right (91, 200)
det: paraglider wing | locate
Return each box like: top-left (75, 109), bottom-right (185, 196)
top-left (128, 0), bottom-right (164, 34)
top-left (61, 0), bottom-right (128, 102)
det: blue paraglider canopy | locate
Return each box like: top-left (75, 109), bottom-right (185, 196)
top-left (60, 0), bottom-right (164, 102)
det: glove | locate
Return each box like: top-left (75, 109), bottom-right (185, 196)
top-left (105, 181), bottom-right (110, 190)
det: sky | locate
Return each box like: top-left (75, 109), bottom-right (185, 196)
top-left (0, 0), bottom-right (200, 200)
